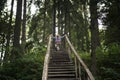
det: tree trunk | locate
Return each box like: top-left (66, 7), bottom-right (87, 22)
top-left (4, 0), bottom-right (14, 62)
top-left (76, 27), bottom-right (80, 50)
top-left (63, 0), bottom-right (68, 48)
top-left (68, 12), bottom-right (71, 39)
top-left (64, 1), bottom-right (67, 34)
top-left (83, 3), bottom-right (90, 52)
top-left (21, 0), bottom-right (26, 51)
top-left (60, 6), bottom-right (63, 35)
top-left (0, 34), bottom-right (5, 65)
top-left (53, 0), bottom-right (56, 36)
top-left (43, 0), bottom-right (46, 43)
top-left (13, 0), bottom-right (23, 59)
top-left (90, 0), bottom-right (100, 76)
top-left (52, 0), bottom-right (56, 48)
top-left (58, 0), bottom-right (60, 34)
top-left (80, 25), bottom-right (85, 51)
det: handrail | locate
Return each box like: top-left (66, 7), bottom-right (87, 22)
top-left (65, 35), bottom-right (95, 80)
top-left (42, 35), bottom-right (52, 80)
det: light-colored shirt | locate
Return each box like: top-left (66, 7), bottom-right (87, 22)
top-left (52, 35), bottom-right (65, 44)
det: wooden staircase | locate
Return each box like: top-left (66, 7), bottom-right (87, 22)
top-left (48, 50), bottom-right (77, 80)
top-left (42, 35), bottom-right (95, 80)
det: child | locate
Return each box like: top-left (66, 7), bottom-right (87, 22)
top-left (53, 34), bottom-right (65, 50)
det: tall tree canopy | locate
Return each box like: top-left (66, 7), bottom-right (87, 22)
top-left (0, 0), bottom-right (120, 80)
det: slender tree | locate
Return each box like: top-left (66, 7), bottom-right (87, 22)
top-left (4, 0), bottom-right (14, 62)
top-left (43, 0), bottom-right (46, 43)
top-left (0, 34), bottom-right (5, 65)
top-left (52, 0), bottom-right (56, 36)
top-left (52, 0), bottom-right (56, 48)
top-left (89, 0), bottom-right (100, 76)
top-left (83, 1), bottom-right (90, 52)
top-left (21, 0), bottom-right (27, 51)
top-left (12, 0), bottom-right (23, 58)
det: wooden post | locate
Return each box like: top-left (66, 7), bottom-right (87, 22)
top-left (87, 77), bottom-right (90, 80)
top-left (75, 56), bottom-right (78, 78)
top-left (78, 62), bottom-right (81, 80)
top-left (68, 46), bottom-right (71, 54)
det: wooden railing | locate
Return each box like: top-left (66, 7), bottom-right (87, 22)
top-left (42, 34), bottom-right (95, 80)
top-left (42, 35), bottom-right (52, 80)
top-left (65, 35), bottom-right (95, 80)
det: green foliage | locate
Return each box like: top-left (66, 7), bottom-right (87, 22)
top-left (79, 51), bottom-right (91, 61)
top-left (107, 43), bottom-right (120, 55)
top-left (0, 0), bottom-right (7, 15)
top-left (0, 47), bottom-right (46, 80)
top-left (80, 43), bottom-right (120, 80)
top-left (0, 11), bottom-right (9, 34)
top-left (96, 44), bottom-right (120, 80)
top-left (79, 51), bottom-right (91, 67)
top-left (99, 0), bottom-right (120, 44)
top-left (99, 67), bottom-right (120, 80)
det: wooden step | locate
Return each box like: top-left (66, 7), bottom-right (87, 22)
top-left (48, 71), bottom-right (75, 74)
top-left (48, 68), bottom-right (75, 72)
top-left (48, 78), bottom-right (78, 80)
top-left (50, 57), bottom-right (70, 59)
top-left (50, 61), bottom-right (72, 63)
top-left (49, 62), bottom-right (74, 66)
top-left (49, 66), bottom-right (74, 69)
top-left (50, 60), bottom-right (70, 62)
top-left (48, 50), bottom-right (76, 80)
top-left (48, 74), bottom-right (75, 78)
top-left (51, 56), bottom-right (69, 58)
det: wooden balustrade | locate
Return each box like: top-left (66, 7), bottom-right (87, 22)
top-left (42, 34), bottom-right (95, 80)
top-left (42, 35), bottom-right (52, 80)
top-left (65, 35), bottom-right (95, 80)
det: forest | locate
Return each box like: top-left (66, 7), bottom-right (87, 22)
top-left (0, 0), bottom-right (120, 80)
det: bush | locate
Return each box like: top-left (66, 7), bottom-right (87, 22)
top-left (96, 43), bottom-right (120, 80)
top-left (80, 43), bottom-right (120, 80)
top-left (0, 52), bottom-right (45, 80)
